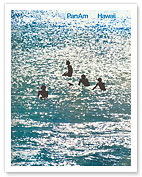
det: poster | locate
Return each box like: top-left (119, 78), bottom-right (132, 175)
top-left (5, 4), bottom-right (137, 172)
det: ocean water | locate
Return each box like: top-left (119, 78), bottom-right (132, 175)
top-left (11, 10), bottom-right (131, 166)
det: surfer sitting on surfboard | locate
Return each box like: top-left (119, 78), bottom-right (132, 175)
top-left (78, 74), bottom-right (90, 86)
top-left (37, 85), bottom-right (48, 100)
top-left (92, 78), bottom-right (106, 91)
top-left (62, 60), bottom-right (73, 77)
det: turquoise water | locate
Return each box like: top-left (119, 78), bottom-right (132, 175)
top-left (11, 10), bottom-right (131, 166)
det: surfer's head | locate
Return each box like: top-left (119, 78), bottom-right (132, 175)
top-left (81, 74), bottom-right (86, 79)
top-left (66, 61), bottom-right (70, 65)
top-left (98, 78), bottom-right (102, 82)
top-left (41, 85), bottom-right (46, 90)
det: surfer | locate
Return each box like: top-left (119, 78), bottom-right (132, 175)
top-left (92, 78), bottom-right (106, 91)
top-left (78, 74), bottom-right (90, 86)
top-left (37, 85), bottom-right (48, 100)
top-left (62, 60), bottom-right (73, 77)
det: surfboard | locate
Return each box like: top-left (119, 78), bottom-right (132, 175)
top-left (68, 83), bottom-right (94, 91)
top-left (84, 85), bottom-right (95, 90)
top-left (48, 95), bottom-right (59, 98)
top-left (12, 95), bottom-right (59, 99)
top-left (38, 94), bottom-right (59, 99)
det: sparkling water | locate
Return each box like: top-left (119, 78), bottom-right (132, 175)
top-left (11, 10), bottom-right (131, 166)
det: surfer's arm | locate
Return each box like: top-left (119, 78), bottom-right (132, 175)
top-left (46, 91), bottom-right (48, 97)
top-left (78, 80), bottom-right (81, 85)
top-left (92, 83), bottom-right (98, 90)
top-left (37, 91), bottom-right (41, 97)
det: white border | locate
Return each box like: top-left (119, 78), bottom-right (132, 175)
top-left (5, 3), bottom-right (137, 172)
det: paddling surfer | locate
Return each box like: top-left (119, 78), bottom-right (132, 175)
top-left (92, 78), bottom-right (106, 91)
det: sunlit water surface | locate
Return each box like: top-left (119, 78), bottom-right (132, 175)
top-left (11, 10), bottom-right (131, 166)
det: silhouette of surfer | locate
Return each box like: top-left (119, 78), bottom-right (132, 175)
top-left (92, 78), bottom-right (106, 91)
top-left (62, 61), bottom-right (73, 77)
top-left (37, 85), bottom-right (48, 100)
top-left (78, 74), bottom-right (90, 86)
